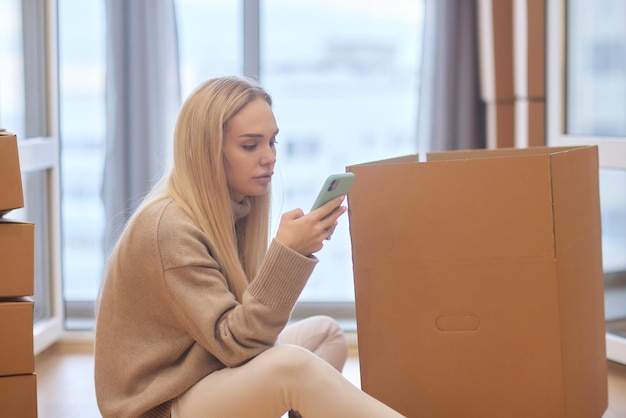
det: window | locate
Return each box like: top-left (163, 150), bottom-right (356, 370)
top-left (58, 0), bottom-right (106, 329)
top-left (176, 0), bottom-right (242, 96)
top-left (59, 0), bottom-right (425, 328)
top-left (261, 0), bottom-right (423, 303)
top-left (566, 0), bottom-right (626, 137)
top-left (547, 0), bottom-right (626, 364)
top-left (0, 0), bottom-right (64, 353)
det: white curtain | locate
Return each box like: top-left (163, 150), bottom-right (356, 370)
top-left (102, 0), bottom-right (181, 254)
top-left (418, 0), bottom-right (485, 152)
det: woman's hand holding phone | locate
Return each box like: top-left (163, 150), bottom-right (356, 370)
top-left (275, 196), bottom-right (347, 257)
top-left (275, 173), bottom-right (353, 256)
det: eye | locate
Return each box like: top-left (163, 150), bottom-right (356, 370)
top-left (242, 143), bottom-right (257, 151)
top-left (270, 138), bottom-right (278, 147)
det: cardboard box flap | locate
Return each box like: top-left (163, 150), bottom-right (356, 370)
top-left (549, 146), bottom-right (607, 416)
top-left (0, 218), bottom-right (32, 226)
top-left (347, 153), bottom-right (556, 265)
top-left (550, 146), bottom-right (602, 256)
top-left (349, 153), bottom-right (420, 167)
top-left (426, 146), bottom-right (588, 162)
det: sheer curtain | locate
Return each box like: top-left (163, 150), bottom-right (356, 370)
top-left (102, 0), bottom-right (181, 254)
top-left (418, 0), bottom-right (485, 152)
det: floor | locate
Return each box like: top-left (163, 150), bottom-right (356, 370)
top-left (34, 341), bottom-right (363, 418)
top-left (35, 340), bottom-right (626, 418)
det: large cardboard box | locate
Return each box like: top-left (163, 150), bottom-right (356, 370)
top-left (0, 374), bottom-right (38, 417)
top-left (0, 220), bottom-right (35, 297)
top-left (0, 133), bottom-right (25, 217)
top-left (0, 298), bottom-right (35, 376)
top-left (347, 146), bottom-right (607, 418)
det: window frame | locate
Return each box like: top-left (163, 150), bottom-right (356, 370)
top-left (20, 137), bottom-right (64, 354)
top-left (17, 0), bottom-right (65, 354)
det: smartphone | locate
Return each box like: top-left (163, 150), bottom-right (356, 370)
top-left (310, 173), bottom-right (355, 211)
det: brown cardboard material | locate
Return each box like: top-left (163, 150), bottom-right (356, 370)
top-left (492, 0), bottom-right (515, 100)
top-left (0, 133), bottom-right (25, 217)
top-left (487, 99), bottom-right (545, 149)
top-left (347, 146), bottom-right (607, 418)
top-left (486, 101), bottom-right (515, 149)
top-left (480, 0), bottom-right (545, 101)
top-left (528, 99), bottom-right (546, 146)
top-left (479, 0), bottom-right (515, 101)
top-left (526, 0), bottom-right (546, 99)
top-left (0, 298), bottom-right (35, 376)
top-left (495, 101), bottom-right (515, 148)
top-left (0, 220), bottom-right (35, 297)
top-left (0, 374), bottom-right (38, 417)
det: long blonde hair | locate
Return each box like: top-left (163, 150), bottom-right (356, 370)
top-left (104, 76), bottom-right (272, 304)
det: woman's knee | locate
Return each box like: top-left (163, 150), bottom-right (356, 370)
top-left (307, 316), bottom-right (348, 349)
top-left (307, 315), bottom-right (344, 337)
top-left (308, 315), bottom-right (349, 369)
top-left (262, 345), bottom-right (330, 386)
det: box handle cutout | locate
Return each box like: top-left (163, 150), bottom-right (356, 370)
top-left (436, 315), bottom-right (480, 332)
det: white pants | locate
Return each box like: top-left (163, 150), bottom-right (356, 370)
top-left (171, 315), bottom-right (405, 418)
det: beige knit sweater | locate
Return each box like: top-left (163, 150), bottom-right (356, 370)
top-left (94, 197), bottom-right (318, 417)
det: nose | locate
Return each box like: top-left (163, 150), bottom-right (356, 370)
top-left (261, 144), bottom-right (276, 166)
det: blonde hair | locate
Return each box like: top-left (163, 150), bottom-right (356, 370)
top-left (104, 76), bottom-right (272, 304)
top-left (168, 76), bottom-right (272, 301)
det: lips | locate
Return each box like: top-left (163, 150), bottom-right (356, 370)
top-left (253, 172), bottom-right (273, 185)
top-left (255, 171), bottom-right (273, 180)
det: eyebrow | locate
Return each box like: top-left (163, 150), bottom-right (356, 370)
top-left (238, 128), bottom-right (279, 139)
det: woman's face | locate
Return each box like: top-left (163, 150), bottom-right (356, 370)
top-left (223, 97), bottom-right (278, 202)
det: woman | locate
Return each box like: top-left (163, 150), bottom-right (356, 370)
top-left (94, 76), bottom-right (405, 418)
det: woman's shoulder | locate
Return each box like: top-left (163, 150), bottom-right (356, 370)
top-left (148, 198), bottom-right (216, 269)
top-left (137, 196), bottom-right (189, 223)
top-left (146, 197), bottom-right (208, 241)
top-left (127, 197), bottom-right (201, 243)
top-left (143, 197), bottom-right (199, 232)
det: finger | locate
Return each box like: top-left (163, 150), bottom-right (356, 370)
top-left (321, 205), bottom-right (346, 229)
top-left (324, 221), bottom-right (339, 241)
top-left (283, 208), bottom-right (305, 220)
top-left (313, 195), bottom-right (345, 220)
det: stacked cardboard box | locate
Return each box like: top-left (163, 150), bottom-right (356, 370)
top-left (478, 0), bottom-right (546, 148)
top-left (0, 132), bottom-right (38, 417)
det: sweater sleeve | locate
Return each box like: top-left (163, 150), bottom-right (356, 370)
top-left (159, 207), bottom-right (317, 367)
